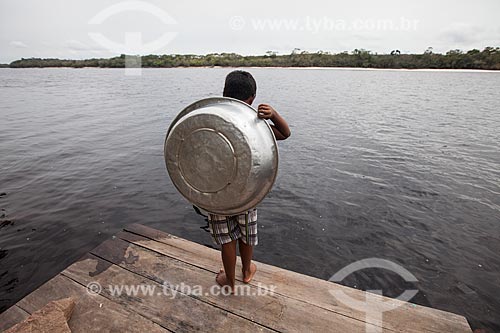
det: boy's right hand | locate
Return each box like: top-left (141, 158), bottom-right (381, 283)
top-left (257, 104), bottom-right (291, 140)
top-left (257, 104), bottom-right (275, 120)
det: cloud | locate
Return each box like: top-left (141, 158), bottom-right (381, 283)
top-left (10, 41), bottom-right (28, 48)
top-left (65, 39), bottom-right (108, 56)
top-left (439, 24), bottom-right (484, 44)
top-left (66, 39), bottom-right (92, 51)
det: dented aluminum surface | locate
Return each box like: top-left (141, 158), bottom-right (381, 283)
top-left (164, 97), bottom-right (278, 215)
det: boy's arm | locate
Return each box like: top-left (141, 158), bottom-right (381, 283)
top-left (257, 104), bottom-right (291, 141)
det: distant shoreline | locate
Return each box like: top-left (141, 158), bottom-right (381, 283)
top-left (4, 48), bottom-right (500, 70)
top-left (1, 66), bottom-right (499, 73)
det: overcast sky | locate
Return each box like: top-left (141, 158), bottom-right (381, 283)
top-left (1, 0), bottom-right (499, 63)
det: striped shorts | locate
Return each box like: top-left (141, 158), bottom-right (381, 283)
top-left (207, 209), bottom-right (258, 246)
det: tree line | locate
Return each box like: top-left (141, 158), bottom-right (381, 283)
top-left (5, 47), bottom-right (500, 70)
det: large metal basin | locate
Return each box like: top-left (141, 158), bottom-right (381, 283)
top-left (164, 97), bottom-right (279, 215)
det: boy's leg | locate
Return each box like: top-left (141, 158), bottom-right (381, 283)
top-left (216, 239), bottom-right (237, 290)
top-left (208, 214), bottom-right (240, 291)
top-left (238, 240), bottom-right (257, 283)
top-left (238, 209), bottom-right (258, 283)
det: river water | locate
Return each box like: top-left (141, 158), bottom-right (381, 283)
top-left (0, 67), bottom-right (499, 330)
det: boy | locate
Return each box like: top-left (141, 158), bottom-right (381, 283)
top-left (209, 70), bottom-right (291, 292)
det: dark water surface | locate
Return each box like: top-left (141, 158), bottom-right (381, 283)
top-left (1, 68), bottom-right (499, 330)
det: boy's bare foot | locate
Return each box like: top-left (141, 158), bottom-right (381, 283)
top-left (242, 263), bottom-right (257, 283)
top-left (215, 269), bottom-right (234, 293)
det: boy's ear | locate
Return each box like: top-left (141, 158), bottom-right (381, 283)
top-left (245, 95), bottom-right (255, 105)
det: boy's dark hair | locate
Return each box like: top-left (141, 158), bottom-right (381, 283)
top-left (223, 70), bottom-right (257, 101)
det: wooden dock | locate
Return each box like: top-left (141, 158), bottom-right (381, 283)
top-left (0, 224), bottom-right (472, 332)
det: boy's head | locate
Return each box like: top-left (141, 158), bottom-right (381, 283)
top-left (223, 70), bottom-right (256, 105)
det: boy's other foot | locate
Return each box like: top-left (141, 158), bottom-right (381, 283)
top-left (216, 269), bottom-right (234, 293)
top-left (242, 263), bottom-right (257, 284)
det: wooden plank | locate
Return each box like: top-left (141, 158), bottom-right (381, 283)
top-left (62, 254), bottom-right (275, 333)
top-left (123, 223), bottom-right (472, 333)
top-left (12, 274), bottom-right (168, 333)
top-left (0, 305), bottom-right (30, 331)
top-left (90, 236), bottom-right (386, 333)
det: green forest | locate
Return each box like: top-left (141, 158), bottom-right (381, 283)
top-left (5, 47), bottom-right (500, 70)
